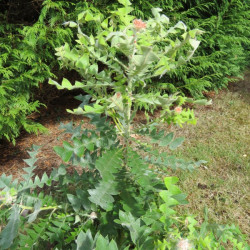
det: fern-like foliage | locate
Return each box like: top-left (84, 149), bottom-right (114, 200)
top-left (129, 0), bottom-right (250, 97)
top-left (0, 1), bottom-right (77, 143)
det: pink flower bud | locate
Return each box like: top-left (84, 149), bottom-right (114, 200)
top-left (177, 239), bottom-right (192, 250)
top-left (133, 19), bottom-right (146, 30)
top-left (174, 106), bottom-right (182, 113)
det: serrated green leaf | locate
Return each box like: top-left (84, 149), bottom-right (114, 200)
top-left (159, 132), bottom-right (174, 146)
top-left (67, 194), bottom-right (81, 212)
top-left (115, 210), bottom-right (152, 245)
top-left (76, 189), bottom-right (91, 211)
top-left (63, 141), bottom-right (74, 151)
top-left (86, 142), bottom-right (94, 151)
top-left (189, 39), bottom-right (200, 52)
top-left (76, 230), bottom-right (94, 250)
top-left (88, 180), bottom-right (118, 210)
top-left (164, 176), bottom-right (179, 188)
top-left (23, 157), bottom-right (37, 168)
top-left (63, 21), bottom-right (77, 28)
top-left (49, 78), bottom-right (64, 90)
top-left (84, 104), bottom-right (104, 114)
top-left (117, 0), bottom-right (132, 6)
top-left (0, 205), bottom-right (20, 249)
top-left (96, 150), bottom-right (122, 181)
top-left (74, 81), bottom-right (85, 88)
top-left (95, 235), bottom-right (119, 250)
top-left (67, 107), bottom-right (85, 115)
top-left (76, 54), bottom-right (89, 69)
top-left (85, 12), bottom-right (94, 22)
top-left (0, 174), bottom-right (15, 190)
top-left (78, 11), bottom-right (86, 21)
top-left (89, 64), bottom-right (98, 74)
top-left (28, 200), bottom-right (42, 223)
top-left (54, 146), bottom-right (73, 162)
top-left (169, 137), bottom-right (185, 150)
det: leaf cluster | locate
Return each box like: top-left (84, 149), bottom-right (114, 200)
top-left (0, 115), bottom-right (248, 249)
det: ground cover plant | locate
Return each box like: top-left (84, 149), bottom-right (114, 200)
top-left (0, 1), bottom-right (248, 249)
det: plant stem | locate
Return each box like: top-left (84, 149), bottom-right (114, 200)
top-left (123, 32), bottom-right (137, 166)
top-left (123, 83), bottom-right (132, 167)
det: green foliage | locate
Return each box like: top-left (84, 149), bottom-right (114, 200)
top-left (49, 5), bottom-right (203, 135)
top-left (0, 86), bottom-right (46, 144)
top-left (1, 0), bottom-right (249, 142)
top-left (129, 0), bottom-right (250, 97)
top-left (0, 137), bottom-right (247, 249)
top-left (0, 113), bottom-right (245, 249)
top-left (0, 1), bottom-right (248, 249)
top-left (0, 0), bottom-right (85, 143)
top-left (156, 179), bottom-right (248, 249)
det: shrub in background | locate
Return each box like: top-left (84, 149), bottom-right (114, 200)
top-left (0, 0), bottom-right (88, 143)
top-left (130, 0), bottom-right (250, 97)
top-left (0, 1), bottom-right (67, 142)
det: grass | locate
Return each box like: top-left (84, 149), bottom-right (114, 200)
top-left (161, 80), bottom-right (250, 238)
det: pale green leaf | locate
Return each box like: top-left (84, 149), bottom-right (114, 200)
top-left (0, 205), bottom-right (20, 249)
top-left (88, 180), bottom-right (118, 210)
top-left (169, 137), bottom-right (185, 150)
top-left (54, 146), bottom-right (73, 162)
top-left (159, 132), bottom-right (174, 146)
top-left (117, 0), bottom-right (132, 6)
top-left (62, 78), bottom-right (73, 89)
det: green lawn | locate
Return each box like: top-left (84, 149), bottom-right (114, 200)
top-left (163, 77), bottom-right (250, 238)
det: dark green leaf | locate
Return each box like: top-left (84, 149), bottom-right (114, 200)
top-left (54, 146), bottom-right (73, 162)
top-left (67, 194), bottom-right (82, 212)
top-left (76, 230), bottom-right (94, 250)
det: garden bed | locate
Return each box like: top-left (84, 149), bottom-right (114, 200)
top-left (0, 72), bottom-right (249, 241)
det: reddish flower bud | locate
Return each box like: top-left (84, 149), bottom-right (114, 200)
top-left (133, 19), bottom-right (146, 30)
top-left (174, 106), bottom-right (182, 113)
top-left (177, 239), bottom-right (192, 250)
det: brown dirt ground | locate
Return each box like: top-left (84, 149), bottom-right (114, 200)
top-left (0, 94), bottom-right (86, 179)
top-left (0, 74), bottom-right (249, 179)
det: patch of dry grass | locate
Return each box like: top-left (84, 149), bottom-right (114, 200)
top-left (160, 77), bottom-right (250, 238)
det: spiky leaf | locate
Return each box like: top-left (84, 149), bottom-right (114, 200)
top-left (0, 205), bottom-right (20, 249)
